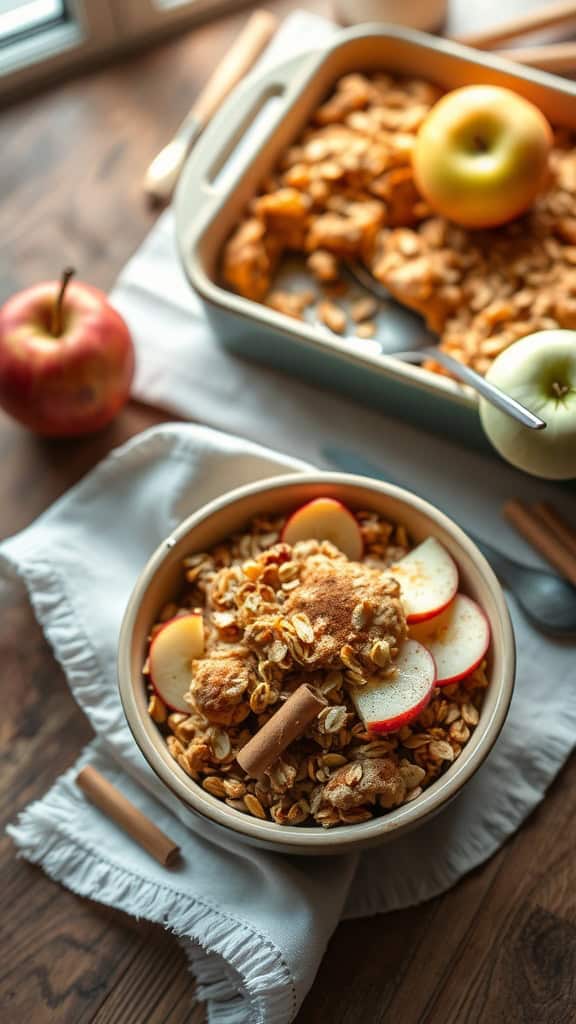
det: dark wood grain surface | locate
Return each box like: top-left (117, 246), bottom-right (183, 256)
top-left (1, 2), bottom-right (575, 1021)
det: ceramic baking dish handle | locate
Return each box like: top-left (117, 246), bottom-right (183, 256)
top-left (175, 49), bottom-right (316, 215)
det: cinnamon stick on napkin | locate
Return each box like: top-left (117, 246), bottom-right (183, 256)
top-left (77, 766), bottom-right (180, 867)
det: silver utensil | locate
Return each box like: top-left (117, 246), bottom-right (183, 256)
top-left (346, 261), bottom-right (546, 432)
top-left (323, 444), bottom-right (576, 638)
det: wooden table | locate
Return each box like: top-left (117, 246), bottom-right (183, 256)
top-left (1, 2), bottom-right (576, 1021)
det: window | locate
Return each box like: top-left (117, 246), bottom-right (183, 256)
top-left (0, 0), bottom-right (239, 96)
top-left (0, 1), bottom-right (67, 45)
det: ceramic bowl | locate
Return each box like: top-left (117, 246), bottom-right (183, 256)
top-left (118, 473), bottom-right (515, 855)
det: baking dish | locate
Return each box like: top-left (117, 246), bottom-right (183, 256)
top-left (118, 473), bottom-right (515, 855)
top-left (174, 25), bottom-right (576, 449)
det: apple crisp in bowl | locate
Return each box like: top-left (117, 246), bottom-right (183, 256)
top-left (119, 476), bottom-right (514, 852)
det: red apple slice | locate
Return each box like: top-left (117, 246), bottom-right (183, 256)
top-left (389, 537), bottom-right (458, 623)
top-left (410, 593), bottom-right (490, 686)
top-left (149, 612), bottom-right (204, 712)
top-left (281, 497), bottom-right (363, 560)
top-left (351, 639), bottom-right (436, 734)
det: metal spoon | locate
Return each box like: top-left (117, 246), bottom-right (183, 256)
top-left (346, 261), bottom-right (546, 432)
top-left (468, 536), bottom-right (576, 637)
top-left (323, 445), bottom-right (576, 638)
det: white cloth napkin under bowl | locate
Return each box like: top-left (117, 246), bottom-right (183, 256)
top-left (5, 10), bottom-right (576, 1024)
top-left (4, 422), bottom-right (576, 1024)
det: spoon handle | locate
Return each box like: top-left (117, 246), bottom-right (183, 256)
top-left (421, 347), bottom-right (546, 431)
top-left (343, 261), bottom-right (545, 430)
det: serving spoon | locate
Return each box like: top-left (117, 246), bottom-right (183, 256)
top-left (323, 445), bottom-right (576, 638)
top-left (346, 261), bottom-right (546, 432)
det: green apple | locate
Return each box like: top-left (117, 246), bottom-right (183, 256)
top-left (413, 85), bottom-right (552, 228)
top-left (479, 331), bottom-right (576, 480)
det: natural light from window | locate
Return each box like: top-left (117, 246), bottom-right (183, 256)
top-left (0, 0), bottom-right (229, 91)
top-left (0, 0), bottom-right (65, 45)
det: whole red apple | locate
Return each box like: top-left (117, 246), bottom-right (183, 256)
top-left (0, 268), bottom-right (135, 437)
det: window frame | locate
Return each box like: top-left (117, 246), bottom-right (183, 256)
top-left (0, 0), bottom-right (240, 98)
top-left (0, 0), bottom-right (117, 95)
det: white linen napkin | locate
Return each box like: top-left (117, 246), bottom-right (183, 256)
top-left (5, 10), bottom-right (576, 1024)
top-left (4, 422), bottom-right (576, 1024)
top-left (3, 424), bottom-right (357, 1024)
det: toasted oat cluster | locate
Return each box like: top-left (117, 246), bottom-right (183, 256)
top-left (221, 71), bottom-right (576, 376)
top-left (145, 512), bottom-right (488, 828)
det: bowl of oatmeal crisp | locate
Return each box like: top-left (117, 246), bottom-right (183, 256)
top-left (118, 474), bottom-right (515, 855)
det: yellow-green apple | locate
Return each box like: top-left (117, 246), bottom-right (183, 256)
top-left (0, 268), bottom-right (134, 436)
top-left (388, 537), bottom-right (458, 623)
top-left (413, 85), bottom-right (552, 228)
top-left (410, 594), bottom-right (490, 686)
top-left (150, 612), bottom-right (205, 712)
top-left (351, 639), bottom-right (436, 733)
top-left (281, 497), bottom-right (363, 560)
top-left (479, 330), bottom-right (576, 479)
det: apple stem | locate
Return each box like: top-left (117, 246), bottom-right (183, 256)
top-left (552, 381), bottom-right (570, 399)
top-left (51, 267), bottom-right (75, 337)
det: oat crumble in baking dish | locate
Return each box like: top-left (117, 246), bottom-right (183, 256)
top-left (221, 71), bottom-right (576, 379)
top-left (144, 499), bottom-right (490, 829)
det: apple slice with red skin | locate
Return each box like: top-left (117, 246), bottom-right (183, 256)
top-left (410, 593), bottom-right (490, 687)
top-left (351, 639), bottom-right (436, 734)
top-left (389, 537), bottom-right (458, 624)
top-left (149, 612), bottom-right (204, 712)
top-left (281, 497), bottom-right (363, 560)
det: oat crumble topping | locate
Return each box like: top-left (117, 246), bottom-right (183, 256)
top-left (145, 510), bottom-right (489, 828)
top-left (221, 71), bottom-right (576, 378)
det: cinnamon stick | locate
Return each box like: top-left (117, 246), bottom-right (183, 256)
top-left (498, 42), bottom-right (576, 74)
top-left (532, 502), bottom-right (576, 559)
top-left (76, 766), bottom-right (180, 867)
top-left (504, 499), bottom-right (576, 586)
top-left (236, 684), bottom-right (327, 777)
top-left (455, 0), bottom-right (576, 50)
